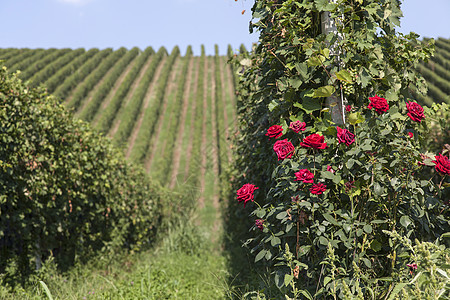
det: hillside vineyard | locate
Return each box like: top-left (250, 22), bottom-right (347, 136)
top-left (0, 45), bottom-right (240, 192)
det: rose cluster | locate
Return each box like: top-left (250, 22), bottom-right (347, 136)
top-left (238, 95), bottom-right (436, 207)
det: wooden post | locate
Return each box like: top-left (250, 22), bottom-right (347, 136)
top-left (321, 1), bottom-right (346, 125)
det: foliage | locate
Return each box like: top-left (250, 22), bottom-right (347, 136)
top-left (53, 48), bottom-right (112, 101)
top-left (94, 46), bottom-right (154, 133)
top-left (77, 47), bottom-right (140, 122)
top-left (65, 47), bottom-right (126, 111)
top-left (0, 65), bottom-right (166, 284)
top-left (111, 47), bottom-right (168, 148)
top-left (230, 0), bottom-right (449, 298)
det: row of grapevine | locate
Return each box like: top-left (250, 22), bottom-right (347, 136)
top-left (168, 55), bottom-right (200, 189)
top-left (76, 47), bottom-right (140, 122)
top-left (143, 48), bottom-right (192, 185)
top-left (93, 47), bottom-right (154, 132)
top-left (127, 46), bottom-right (180, 166)
top-left (413, 37), bottom-right (450, 105)
top-left (2, 48), bottom-right (34, 68)
top-left (110, 47), bottom-right (167, 148)
top-left (0, 48), bottom-right (23, 62)
top-left (183, 51), bottom-right (206, 189)
top-left (65, 48), bottom-right (126, 111)
top-left (19, 48), bottom-right (72, 81)
top-left (44, 48), bottom-right (99, 93)
top-left (9, 49), bottom-right (56, 75)
top-left (28, 48), bottom-right (85, 88)
top-left (53, 49), bottom-right (112, 100)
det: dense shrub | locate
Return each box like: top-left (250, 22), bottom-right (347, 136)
top-left (228, 0), bottom-right (450, 298)
top-left (0, 65), bottom-right (165, 284)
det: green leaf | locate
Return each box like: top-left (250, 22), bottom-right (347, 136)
top-left (307, 55), bottom-right (325, 67)
top-left (400, 215), bottom-right (412, 228)
top-left (295, 98), bottom-right (322, 113)
top-left (289, 78), bottom-right (303, 89)
top-left (348, 112), bottom-right (365, 125)
top-left (39, 281), bottom-right (54, 300)
top-left (295, 63), bottom-right (309, 80)
top-left (271, 236), bottom-right (281, 247)
top-left (284, 274), bottom-right (294, 287)
top-left (319, 236), bottom-right (328, 246)
top-left (387, 283), bottom-right (408, 300)
top-left (335, 70), bottom-right (353, 83)
top-left (255, 249), bottom-right (266, 262)
top-left (298, 290), bottom-right (313, 300)
top-left (313, 85), bottom-right (335, 98)
top-left (370, 240), bottom-right (382, 252)
top-left (363, 224), bottom-right (373, 234)
top-left (373, 182), bottom-right (383, 196)
top-left (361, 257), bottom-right (372, 268)
top-left (322, 213), bottom-right (340, 226)
top-left (268, 100), bottom-right (278, 112)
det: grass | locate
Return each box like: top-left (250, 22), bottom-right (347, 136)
top-left (0, 181), bottom-right (239, 300)
top-left (1, 210), bottom-right (231, 300)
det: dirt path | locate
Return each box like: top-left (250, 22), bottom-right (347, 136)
top-left (169, 57), bottom-right (197, 189)
top-left (144, 58), bottom-right (181, 172)
top-left (124, 57), bottom-right (167, 156)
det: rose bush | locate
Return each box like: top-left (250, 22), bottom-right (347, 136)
top-left (228, 0), bottom-right (448, 298)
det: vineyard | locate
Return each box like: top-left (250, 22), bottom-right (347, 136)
top-left (0, 45), bottom-right (239, 202)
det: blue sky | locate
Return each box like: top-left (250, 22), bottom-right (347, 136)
top-left (0, 0), bottom-right (448, 55)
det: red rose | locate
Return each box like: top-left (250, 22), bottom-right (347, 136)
top-left (273, 139), bottom-right (295, 160)
top-left (310, 183), bottom-right (327, 195)
top-left (345, 105), bottom-right (352, 112)
top-left (289, 120), bottom-right (306, 133)
top-left (408, 132), bottom-right (414, 138)
top-left (336, 126), bottom-right (355, 146)
top-left (406, 101), bottom-right (425, 122)
top-left (295, 169), bottom-right (314, 183)
top-left (368, 95), bottom-right (389, 114)
top-left (266, 125), bottom-right (283, 139)
top-left (433, 154), bottom-right (450, 175)
top-left (237, 183), bottom-right (258, 207)
top-left (300, 133), bottom-right (327, 149)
